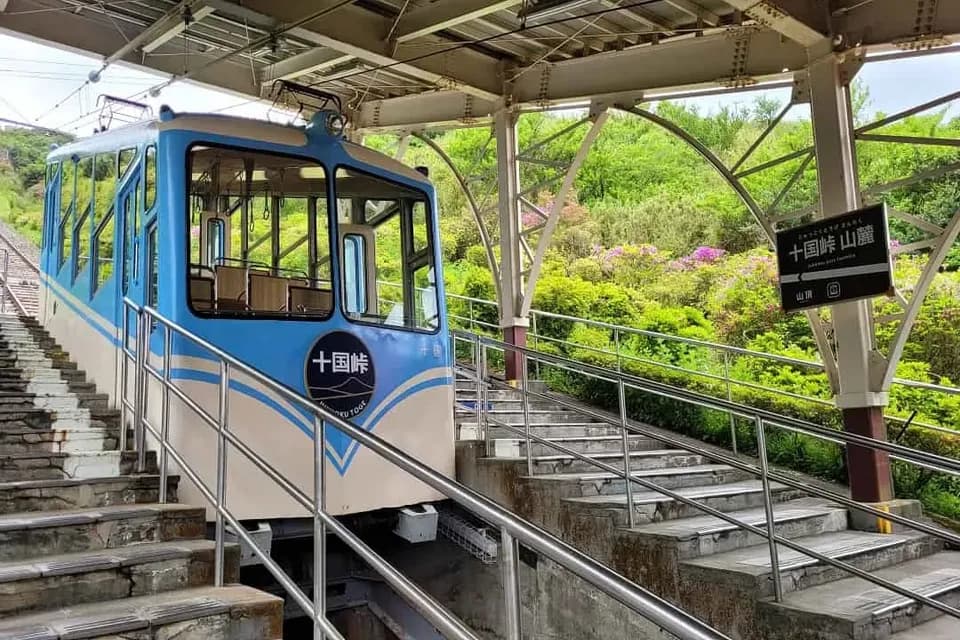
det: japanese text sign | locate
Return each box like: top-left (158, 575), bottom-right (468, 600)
top-left (776, 203), bottom-right (893, 312)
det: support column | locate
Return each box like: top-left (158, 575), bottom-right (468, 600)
top-left (808, 56), bottom-right (892, 503)
top-left (494, 108), bottom-right (528, 381)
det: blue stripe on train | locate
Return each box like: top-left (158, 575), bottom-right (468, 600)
top-left (41, 279), bottom-right (451, 476)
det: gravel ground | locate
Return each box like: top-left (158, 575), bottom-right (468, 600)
top-left (0, 219), bottom-right (40, 265)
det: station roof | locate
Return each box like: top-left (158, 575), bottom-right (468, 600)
top-left (1, 0), bottom-right (958, 131)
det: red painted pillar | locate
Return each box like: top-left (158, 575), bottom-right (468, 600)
top-left (503, 325), bottom-right (527, 382)
top-left (842, 406), bottom-right (894, 503)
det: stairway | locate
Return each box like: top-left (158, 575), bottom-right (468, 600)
top-left (0, 314), bottom-right (283, 639)
top-left (455, 380), bottom-right (960, 640)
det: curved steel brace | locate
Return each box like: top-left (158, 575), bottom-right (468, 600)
top-left (412, 132), bottom-right (502, 301)
top-left (881, 208), bottom-right (960, 390)
top-left (624, 106), bottom-right (776, 241)
top-left (519, 110), bottom-right (609, 317)
top-left (622, 106), bottom-right (840, 389)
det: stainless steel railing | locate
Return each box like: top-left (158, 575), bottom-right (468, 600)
top-left (119, 297), bottom-right (730, 640)
top-left (451, 329), bottom-right (960, 621)
top-left (446, 291), bottom-right (960, 441)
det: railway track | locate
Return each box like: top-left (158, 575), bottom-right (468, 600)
top-left (0, 223), bottom-right (40, 316)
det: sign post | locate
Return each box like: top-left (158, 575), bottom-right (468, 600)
top-left (776, 203), bottom-right (893, 313)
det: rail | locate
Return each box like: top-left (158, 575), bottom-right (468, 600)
top-left (119, 297), bottom-right (730, 640)
top-left (0, 242), bottom-right (36, 316)
top-left (452, 329), bottom-right (960, 619)
top-left (446, 292), bottom-right (960, 441)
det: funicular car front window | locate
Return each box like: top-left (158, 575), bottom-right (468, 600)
top-left (335, 167), bottom-right (439, 332)
top-left (187, 144), bottom-right (332, 318)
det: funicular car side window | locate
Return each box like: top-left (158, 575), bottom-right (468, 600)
top-left (335, 167), bottom-right (439, 332)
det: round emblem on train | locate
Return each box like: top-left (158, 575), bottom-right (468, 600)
top-left (305, 332), bottom-right (376, 420)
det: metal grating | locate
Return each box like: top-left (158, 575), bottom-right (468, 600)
top-left (438, 508), bottom-right (499, 564)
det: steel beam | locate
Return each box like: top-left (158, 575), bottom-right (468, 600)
top-left (213, 0), bottom-right (503, 101)
top-left (394, 0), bottom-right (518, 43)
top-left (519, 109), bottom-right (608, 316)
top-left (808, 54), bottom-right (891, 503)
top-left (509, 29), bottom-right (808, 105)
top-left (663, 0), bottom-right (720, 26)
top-left (720, 0), bottom-right (827, 49)
top-left (0, 0), bottom-right (259, 98)
top-left (260, 49), bottom-right (353, 84)
top-left (495, 108), bottom-right (527, 380)
top-left (354, 91), bottom-right (497, 131)
top-left (141, 4), bottom-right (216, 54)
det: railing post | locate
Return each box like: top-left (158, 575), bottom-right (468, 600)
top-left (614, 327), bottom-right (621, 373)
top-left (521, 351), bottom-right (533, 477)
top-left (120, 307), bottom-right (130, 453)
top-left (618, 379), bottom-right (636, 528)
top-left (134, 308), bottom-right (148, 473)
top-left (480, 342), bottom-right (490, 454)
top-left (159, 324), bottom-right (172, 503)
top-left (474, 334), bottom-right (482, 433)
top-left (468, 298), bottom-right (474, 331)
top-left (723, 351), bottom-right (738, 455)
top-left (313, 416), bottom-right (327, 640)
top-left (754, 415), bottom-right (783, 602)
top-left (500, 528), bottom-right (522, 640)
top-left (215, 360), bottom-right (230, 587)
top-left (531, 313), bottom-right (541, 380)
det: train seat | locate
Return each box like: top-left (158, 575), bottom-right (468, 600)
top-left (189, 276), bottom-right (214, 311)
top-left (289, 286), bottom-right (332, 314)
top-left (249, 273), bottom-right (289, 312)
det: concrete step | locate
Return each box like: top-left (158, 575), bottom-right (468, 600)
top-left (893, 614), bottom-right (960, 639)
top-left (627, 498), bottom-right (849, 560)
top-left (0, 406), bottom-right (93, 430)
top-left (564, 480), bottom-right (805, 525)
top-left (757, 552), bottom-right (960, 639)
top-left (0, 357), bottom-right (76, 371)
top-left (0, 539), bottom-right (239, 616)
top-left (683, 529), bottom-right (941, 600)
top-left (490, 434), bottom-right (663, 457)
top-left (519, 449), bottom-right (707, 475)
top-left (0, 425), bottom-right (119, 454)
top-left (463, 410), bottom-right (597, 424)
top-left (461, 422), bottom-right (624, 440)
top-left (0, 392), bottom-right (79, 411)
top-left (0, 451), bottom-right (156, 482)
top-left (0, 584), bottom-right (283, 639)
top-left (456, 398), bottom-right (572, 412)
top-left (0, 412), bottom-right (111, 433)
top-left (0, 504), bottom-right (205, 562)
top-left (0, 369), bottom-right (87, 384)
top-left (0, 475), bottom-right (177, 514)
top-left (532, 464), bottom-right (755, 495)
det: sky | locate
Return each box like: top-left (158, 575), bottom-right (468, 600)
top-left (0, 30), bottom-right (958, 135)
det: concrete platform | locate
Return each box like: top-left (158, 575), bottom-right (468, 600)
top-left (0, 585), bottom-right (283, 639)
top-left (757, 551), bottom-right (960, 639)
top-left (682, 530), bottom-right (939, 597)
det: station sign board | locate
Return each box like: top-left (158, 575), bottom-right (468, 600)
top-left (776, 203), bottom-right (894, 313)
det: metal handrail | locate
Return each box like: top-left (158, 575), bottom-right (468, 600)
top-left (452, 329), bottom-right (960, 621)
top-left (119, 297), bottom-right (730, 640)
top-left (446, 292), bottom-right (960, 438)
